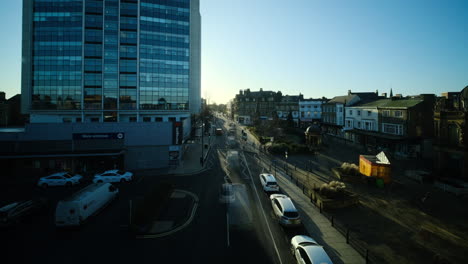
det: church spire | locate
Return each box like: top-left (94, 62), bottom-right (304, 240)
top-left (390, 88), bottom-right (393, 97)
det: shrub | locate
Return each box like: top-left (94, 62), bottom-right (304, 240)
top-left (319, 181), bottom-right (346, 199)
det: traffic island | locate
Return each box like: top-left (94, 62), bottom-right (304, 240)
top-left (132, 189), bottom-right (199, 238)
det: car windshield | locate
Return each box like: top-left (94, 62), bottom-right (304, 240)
top-left (284, 211), bottom-right (299, 218)
top-left (64, 173), bottom-right (72, 178)
top-left (266, 181), bottom-right (277, 186)
top-left (117, 170), bottom-right (126, 175)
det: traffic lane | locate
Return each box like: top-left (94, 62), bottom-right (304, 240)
top-left (215, 137), bottom-right (287, 264)
top-left (242, 151), bottom-right (306, 264)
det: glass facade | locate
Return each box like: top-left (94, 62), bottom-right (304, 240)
top-left (139, 0), bottom-right (190, 110)
top-left (28, 0), bottom-right (195, 118)
top-left (32, 0), bottom-right (83, 110)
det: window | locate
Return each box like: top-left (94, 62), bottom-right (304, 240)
top-left (169, 117), bottom-right (176, 122)
top-left (367, 111), bottom-right (371, 116)
top-left (63, 118), bottom-right (72, 123)
top-left (143, 117), bottom-right (151, 122)
top-left (129, 117), bottom-right (137, 122)
top-left (364, 121), bottom-right (373, 131)
top-left (383, 110), bottom-right (390, 117)
top-left (298, 248), bottom-right (312, 264)
top-left (357, 121), bottom-right (361, 128)
top-left (274, 200), bottom-right (283, 212)
top-left (349, 110), bottom-right (353, 115)
top-left (382, 123), bottom-right (403, 135)
top-left (357, 110), bottom-right (361, 116)
top-left (155, 117), bottom-right (163, 122)
top-left (394, 110), bottom-right (402, 117)
top-left (339, 107), bottom-right (343, 112)
top-left (314, 105), bottom-right (317, 108)
top-left (91, 117), bottom-right (100, 122)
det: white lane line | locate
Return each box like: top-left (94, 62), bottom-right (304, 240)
top-left (226, 212), bottom-right (230, 247)
top-left (240, 151), bottom-right (284, 264)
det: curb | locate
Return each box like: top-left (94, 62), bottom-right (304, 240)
top-left (137, 189), bottom-right (199, 239)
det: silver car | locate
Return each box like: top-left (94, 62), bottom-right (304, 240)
top-left (290, 235), bottom-right (333, 264)
top-left (270, 194), bottom-right (301, 227)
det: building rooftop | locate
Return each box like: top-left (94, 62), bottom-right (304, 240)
top-left (327, 94), bottom-right (359, 104)
top-left (357, 98), bottom-right (423, 108)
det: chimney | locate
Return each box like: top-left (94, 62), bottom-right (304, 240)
top-left (381, 93), bottom-right (387, 98)
top-left (376, 89), bottom-right (378, 95)
top-left (239, 90), bottom-right (243, 95)
top-left (348, 90), bottom-right (352, 95)
top-left (260, 88), bottom-right (263, 92)
top-left (0, 91), bottom-right (5, 101)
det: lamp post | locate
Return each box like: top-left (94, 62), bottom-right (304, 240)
top-left (200, 122), bottom-right (204, 166)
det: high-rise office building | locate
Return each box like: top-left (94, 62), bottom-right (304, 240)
top-left (22, 0), bottom-right (201, 123)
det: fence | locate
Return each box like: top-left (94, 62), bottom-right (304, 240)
top-left (252, 147), bottom-right (381, 264)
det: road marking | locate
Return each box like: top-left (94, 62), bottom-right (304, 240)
top-left (226, 212), bottom-right (230, 247)
top-left (240, 151), bottom-right (284, 264)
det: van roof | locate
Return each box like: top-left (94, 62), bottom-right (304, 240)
top-left (62, 183), bottom-right (112, 202)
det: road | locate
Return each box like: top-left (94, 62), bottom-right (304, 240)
top-left (2, 116), bottom-right (300, 264)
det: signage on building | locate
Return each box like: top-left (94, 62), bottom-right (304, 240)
top-left (172, 122), bottom-right (183, 145)
top-left (72, 132), bottom-right (125, 140)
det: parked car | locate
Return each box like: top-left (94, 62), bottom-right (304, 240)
top-left (290, 235), bottom-right (333, 264)
top-left (215, 128), bottom-right (223, 136)
top-left (270, 194), bottom-right (301, 227)
top-left (0, 199), bottom-right (48, 226)
top-left (55, 183), bottom-right (119, 227)
top-left (92, 170), bottom-right (133, 183)
top-left (259, 173), bottom-right (279, 192)
top-left (38, 172), bottom-right (83, 188)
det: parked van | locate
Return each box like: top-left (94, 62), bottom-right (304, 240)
top-left (55, 183), bottom-right (118, 227)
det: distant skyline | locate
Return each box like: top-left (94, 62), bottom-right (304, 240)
top-left (1, 0), bottom-right (467, 104)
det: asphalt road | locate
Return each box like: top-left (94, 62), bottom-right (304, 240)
top-left (2, 117), bottom-right (301, 264)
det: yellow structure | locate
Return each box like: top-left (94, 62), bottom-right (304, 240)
top-left (359, 151), bottom-right (392, 184)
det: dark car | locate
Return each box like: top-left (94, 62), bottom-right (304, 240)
top-left (0, 199), bottom-right (48, 227)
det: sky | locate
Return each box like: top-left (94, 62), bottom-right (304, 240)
top-left (0, 1), bottom-right (467, 104)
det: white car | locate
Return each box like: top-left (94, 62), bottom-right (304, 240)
top-left (259, 173), bottom-right (279, 192)
top-left (38, 172), bottom-right (83, 188)
top-left (290, 235), bottom-right (333, 264)
top-left (93, 170), bottom-right (133, 183)
top-left (270, 194), bottom-right (301, 227)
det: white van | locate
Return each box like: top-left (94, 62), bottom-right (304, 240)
top-left (55, 183), bottom-right (118, 227)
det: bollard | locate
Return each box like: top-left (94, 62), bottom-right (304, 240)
top-left (319, 203), bottom-right (322, 213)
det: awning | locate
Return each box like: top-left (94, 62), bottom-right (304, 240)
top-left (0, 150), bottom-right (125, 159)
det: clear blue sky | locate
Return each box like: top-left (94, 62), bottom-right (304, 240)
top-left (1, 1), bottom-right (467, 104)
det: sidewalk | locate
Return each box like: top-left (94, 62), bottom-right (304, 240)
top-left (166, 132), bottom-right (214, 175)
